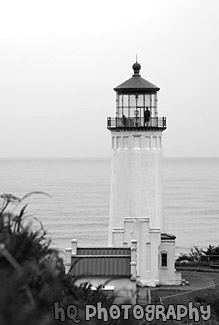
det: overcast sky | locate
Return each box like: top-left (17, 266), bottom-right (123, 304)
top-left (0, 0), bottom-right (218, 158)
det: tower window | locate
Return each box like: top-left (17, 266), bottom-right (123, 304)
top-left (161, 253), bottom-right (167, 267)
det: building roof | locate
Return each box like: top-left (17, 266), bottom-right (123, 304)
top-left (161, 233), bottom-right (176, 241)
top-left (70, 247), bottom-right (131, 277)
top-left (114, 62), bottom-right (160, 94)
top-left (70, 256), bottom-right (131, 277)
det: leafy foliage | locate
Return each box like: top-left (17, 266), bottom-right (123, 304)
top-left (0, 193), bottom-right (115, 325)
top-left (176, 246), bottom-right (204, 263)
top-left (176, 244), bottom-right (219, 266)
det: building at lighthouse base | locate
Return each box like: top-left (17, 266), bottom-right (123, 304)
top-left (65, 222), bottom-right (181, 292)
top-left (112, 217), bottom-right (181, 287)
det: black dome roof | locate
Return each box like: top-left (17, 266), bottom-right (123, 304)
top-left (114, 62), bottom-right (160, 94)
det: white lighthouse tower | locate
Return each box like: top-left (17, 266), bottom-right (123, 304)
top-left (107, 62), bottom-right (181, 286)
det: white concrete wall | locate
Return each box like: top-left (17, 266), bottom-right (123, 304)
top-left (108, 130), bottom-right (164, 246)
top-left (112, 228), bottom-right (124, 246)
top-left (147, 229), bottom-right (160, 286)
top-left (123, 218), bottom-right (135, 245)
top-left (112, 216), bottom-right (162, 286)
top-left (159, 240), bottom-right (182, 285)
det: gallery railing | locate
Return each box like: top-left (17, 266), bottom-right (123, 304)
top-left (107, 117), bottom-right (166, 130)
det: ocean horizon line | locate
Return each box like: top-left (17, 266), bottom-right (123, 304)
top-left (0, 156), bottom-right (218, 160)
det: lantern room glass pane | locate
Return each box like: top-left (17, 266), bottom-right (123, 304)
top-left (145, 94), bottom-right (151, 107)
top-left (137, 95), bottom-right (144, 108)
top-left (129, 95), bottom-right (136, 108)
top-left (151, 95), bottom-right (155, 108)
top-left (118, 95), bottom-right (123, 108)
top-left (123, 95), bottom-right (129, 107)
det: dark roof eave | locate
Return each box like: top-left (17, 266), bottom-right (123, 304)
top-left (71, 274), bottom-right (131, 278)
top-left (113, 75), bottom-right (160, 93)
top-left (113, 88), bottom-right (160, 94)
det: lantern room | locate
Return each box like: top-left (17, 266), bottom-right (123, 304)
top-left (107, 62), bottom-right (166, 130)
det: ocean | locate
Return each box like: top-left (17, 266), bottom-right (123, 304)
top-left (0, 158), bottom-right (219, 257)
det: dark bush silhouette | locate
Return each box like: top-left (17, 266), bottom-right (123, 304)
top-left (0, 193), bottom-right (116, 325)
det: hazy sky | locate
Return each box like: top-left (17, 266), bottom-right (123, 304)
top-left (0, 0), bottom-right (218, 158)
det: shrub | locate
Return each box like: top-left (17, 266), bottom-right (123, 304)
top-left (0, 193), bottom-right (116, 325)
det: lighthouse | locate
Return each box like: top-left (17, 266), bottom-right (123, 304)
top-left (107, 62), bottom-right (181, 286)
top-left (66, 61), bottom-right (181, 289)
